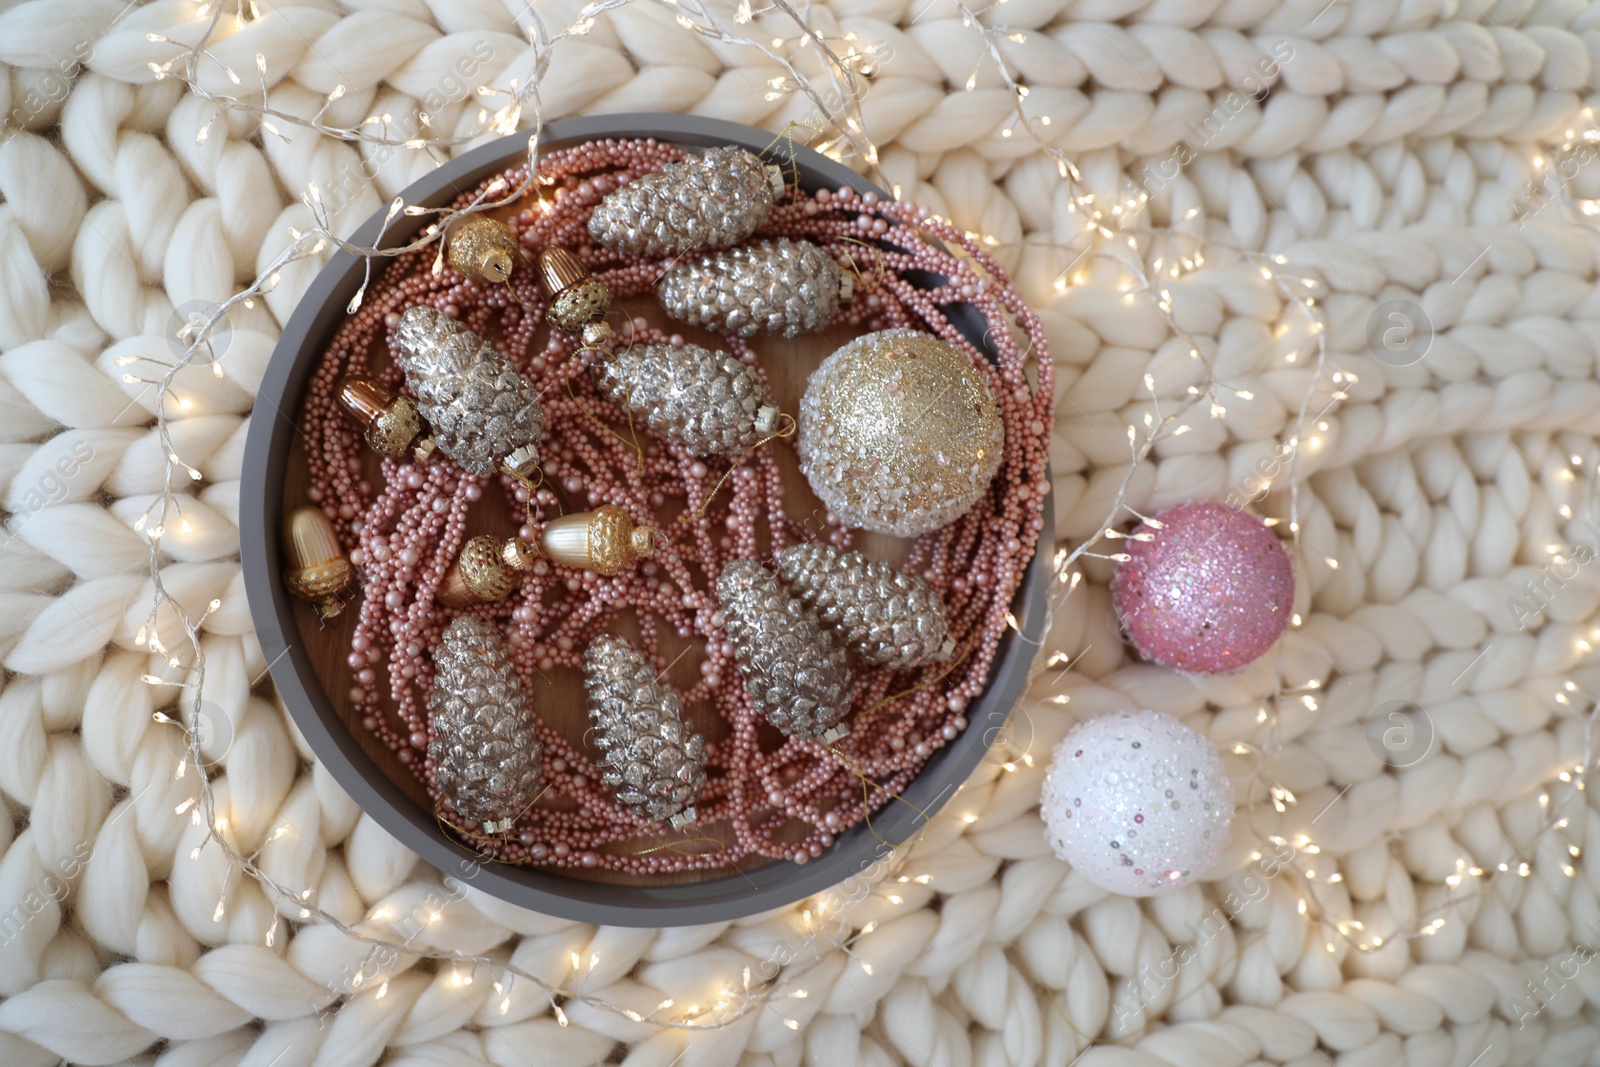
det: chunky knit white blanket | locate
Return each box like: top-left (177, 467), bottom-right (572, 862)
top-left (2, 1), bottom-right (1598, 1065)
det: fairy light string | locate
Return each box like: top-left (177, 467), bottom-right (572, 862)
top-left (116, 0), bottom-right (1597, 1042)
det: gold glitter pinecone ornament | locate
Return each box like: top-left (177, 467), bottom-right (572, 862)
top-left (438, 535), bottom-right (536, 607)
top-left (588, 146), bottom-right (784, 258)
top-left (428, 616), bottom-right (543, 834)
top-left (798, 328), bottom-right (1004, 538)
top-left (337, 377), bottom-right (436, 462)
top-left (593, 342), bottom-right (779, 457)
top-left (283, 506), bottom-right (354, 619)
top-left (717, 559), bottom-right (852, 740)
top-left (583, 634), bottom-right (707, 826)
top-left (775, 543), bottom-right (954, 670)
top-left (447, 215), bottom-right (520, 285)
top-left (394, 305), bottom-right (545, 478)
top-left (657, 238), bottom-right (848, 339)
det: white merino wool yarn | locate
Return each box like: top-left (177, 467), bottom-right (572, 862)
top-left (1041, 710), bottom-right (1234, 897)
top-left (5, 0), bottom-right (1600, 1063)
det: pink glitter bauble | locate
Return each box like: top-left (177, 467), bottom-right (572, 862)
top-left (1111, 501), bottom-right (1294, 674)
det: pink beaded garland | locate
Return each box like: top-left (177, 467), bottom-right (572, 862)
top-left (1111, 502), bottom-right (1295, 675)
top-left (296, 138), bottom-right (1055, 876)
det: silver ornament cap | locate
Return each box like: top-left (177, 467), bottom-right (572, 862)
top-left (775, 543), bottom-right (953, 669)
top-left (717, 559), bottom-right (851, 739)
top-left (583, 634), bottom-right (707, 824)
top-left (428, 617), bottom-right (543, 834)
top-left (798, 328), bottom-right (1004, 538)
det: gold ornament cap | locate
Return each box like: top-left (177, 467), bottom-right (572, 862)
top-left (447, 216), bottom-right (519, 284)
top-left (499, 444), bottom-right (541, 480)
top-left (502, 537), bottom-right (537, 571)
top-left (439, 535), bottom-right (530, 607)
top-left (284, 506), bottom-right (354, 619)
top-left (539, 505), bottom-right (654, 577)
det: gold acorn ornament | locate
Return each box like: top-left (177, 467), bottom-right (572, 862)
top-left (657, 238), bottom-right (851, 338)
top-left (394, 306), bottom-right (545, 479)
top-left (438, 535), bottom-right (537, 607)
top-left (588, 145), bottom-right (785, 258)
top-left (539, 505), bottom-right (655, 577)
top-left (337, 377), bottom-right (436, 463)
top-left (283, 506), bottom-right (355, 619)
top-left (535, 247), bottom-right (614, 350)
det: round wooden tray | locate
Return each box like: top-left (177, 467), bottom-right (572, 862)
top-left (241, 114), bottom-right (1053, 926)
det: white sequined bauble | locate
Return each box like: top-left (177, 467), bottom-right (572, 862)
top-left (797, 328), bottom-right (1004, 538)
top-left (1040, 709), bottom-right (1233, 897)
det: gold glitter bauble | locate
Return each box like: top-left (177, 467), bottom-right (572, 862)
top-left (797, 328), bottom-right (1004, 538)
top-left (447, 216), bottom-right (518, 284)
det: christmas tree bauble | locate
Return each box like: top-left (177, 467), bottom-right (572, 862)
top-left (717, 559), bottom-right (852, 740)
top-left (1111, 501), bottom-right (1294, 674)
top-left (447, 216), bottom-right (519, 286)
top-left (583, 635), bottom-right (706, 826)
top-left (797, 328), bottom-right (1003, 538)
top-left (394, 306), bottom-right (545, 479)
top-left (428, 617), bottom-right (543, 834)
top-left (588, 146), bottom-right (783, 258)
top-left (1040, 709), bottom-right (1233, 897)
top-left (775, 543), bottom-right (952, 669)
top-left (592, 341), bottom-right (778, 457)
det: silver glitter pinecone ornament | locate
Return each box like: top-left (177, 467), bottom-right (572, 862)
top-left (583, 635), bottom-right (707, 826)
top-left (657, 238), bottom-right (847, 339)
top-left (588, 146), bottom-right (784, 258)
top-left (592, 342), bottom-right (779, 456)
top-left (394, 305), bottom-right (545, 478)
top-left (775, 543), bottom-right (954, 670)
top-left (717, 559), bottom-right (852, 740)
top-left (428, 617), bottom-right (543, 834)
